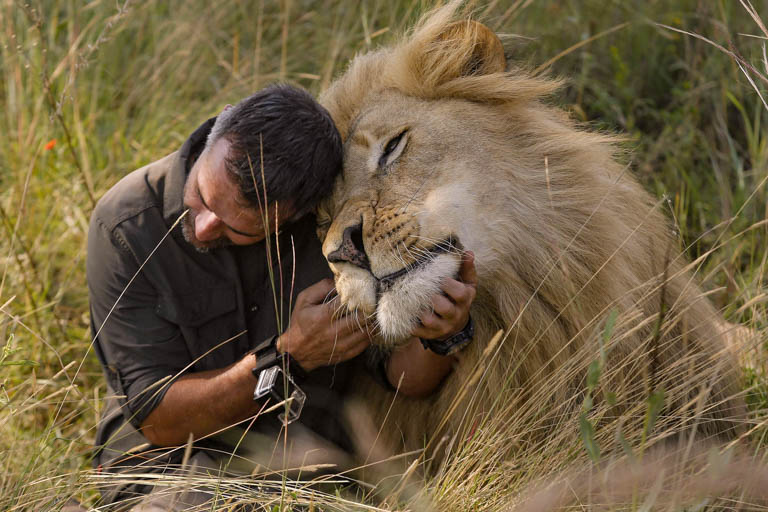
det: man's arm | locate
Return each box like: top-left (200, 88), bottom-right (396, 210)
top-left (386, 252), bottom-right (478, 397)
top-left (139, 354), bottom-right (260, 446)
top-left (140, 278), bottom-right (371, 446)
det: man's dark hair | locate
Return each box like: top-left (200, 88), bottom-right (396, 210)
top-left (208, 83), bottom-right (342, 218)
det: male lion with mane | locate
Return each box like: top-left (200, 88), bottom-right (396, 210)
top-left (316, 3), bottom-right (745, 468)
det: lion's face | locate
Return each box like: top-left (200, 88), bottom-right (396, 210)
top-left (316, 16), bottom-right (575, 349)
top-left (317, 19), bottom-right (524, 348)
top-left (320, 91), bottom-right (503, 346)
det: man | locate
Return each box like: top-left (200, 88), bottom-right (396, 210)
top-left (87, 84), bottom-right (476, 509)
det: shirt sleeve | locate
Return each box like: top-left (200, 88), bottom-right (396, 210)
top-left (87, 213), bottom-right (191, 429)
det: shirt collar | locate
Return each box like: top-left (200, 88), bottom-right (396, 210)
top-left (162, 116), bottom-right (216, 226)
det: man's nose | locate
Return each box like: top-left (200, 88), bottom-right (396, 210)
top-left (195, 209), bottom-right (222, 242)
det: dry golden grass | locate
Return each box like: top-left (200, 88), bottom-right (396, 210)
top-left (1, 1), bottom-right (767, 510)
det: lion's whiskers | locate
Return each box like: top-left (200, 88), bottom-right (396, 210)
top-left (406, 234), bottom-right (468, 257)
top-left (385, 237), bottom-right (410, 272)
top-left (322, 288), bottom-right (337, 306)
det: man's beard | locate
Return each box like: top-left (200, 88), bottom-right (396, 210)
top-left (181, 211), bottom-right (232, 253)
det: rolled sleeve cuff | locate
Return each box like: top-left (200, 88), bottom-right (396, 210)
top-left (105, 363), bottom-right (182, 430)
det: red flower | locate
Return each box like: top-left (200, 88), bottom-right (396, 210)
top-left (44, 139), bottom-right (57, 150)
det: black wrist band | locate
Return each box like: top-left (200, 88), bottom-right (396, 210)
top-left (249, 335), bottom-right (308, 425)
top-left (420, 314), bottom-right (475, 356)
top-left (248, 335), bottom-right (307, 383)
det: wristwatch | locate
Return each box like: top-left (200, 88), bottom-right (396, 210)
top-left (419, 314), bottom-right (475, 356)
top-left (249, 335), bottom-right (306, 425)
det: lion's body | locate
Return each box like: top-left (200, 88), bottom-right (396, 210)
top-left (318, 5), bottom-right (744, 464)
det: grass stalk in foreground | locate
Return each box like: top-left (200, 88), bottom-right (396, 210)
top-left (0, 0), bottom-right (767, 510)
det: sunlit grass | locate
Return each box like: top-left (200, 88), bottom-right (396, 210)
top-left (1, 0), bottom-right (767, 510)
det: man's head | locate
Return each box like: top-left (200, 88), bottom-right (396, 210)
top-left (182, 84), bottom-right (342, 251)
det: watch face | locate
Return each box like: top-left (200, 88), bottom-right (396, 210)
top-left (253, 366), bottom-right (280, 400)
top-left (252, 365), bottom-right (306, 425)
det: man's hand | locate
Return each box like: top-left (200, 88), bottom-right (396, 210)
top-left (386, 252), bottom-right (479, 397)
top-left (278, 278), bottom-right (372, 372)
top-left (412, 251), bottom-right (478, 341)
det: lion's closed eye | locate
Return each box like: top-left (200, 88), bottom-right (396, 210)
top-left (315, 200), bottom-right (333, 241)
top-left (378, 129), bottom-right (409, 172)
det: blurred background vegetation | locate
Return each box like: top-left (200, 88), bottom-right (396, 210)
top-left (1, 0), bottom-right (766, 509)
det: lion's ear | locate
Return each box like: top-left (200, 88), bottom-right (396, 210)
top-left (435, 20), bottom-right (506, 77)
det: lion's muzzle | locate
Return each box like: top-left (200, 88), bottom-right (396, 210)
top-left (377, 235), bottom-right (462, 293)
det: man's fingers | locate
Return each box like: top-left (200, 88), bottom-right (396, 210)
top-left (305, 340), bottom-right (369, 368)
top-left (289, 322), bottom-right (370, 369)
top-left (459, 251), bottom-right (478, 286)
top-left (330, 310), bottom-right (374, 338)
top-left (441, 278), bottom-right (472, 305)
top-left (459, 251), bottom-right (477, 286)
top-left (299, 278), bottom-right (336, 305)
top-left (413, 311), bottom-right (445, 339)
top-left (338, 334), bottom-right (371, 360)
top-left (319, 330), bottom-right (371, 365)
top-left (432, 294), bottom-right (457, 320)
top-left (317, 294), bottom-right (343, 319)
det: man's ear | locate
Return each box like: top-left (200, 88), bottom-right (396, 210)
top-left (436, 20), bottom-right (506, 77)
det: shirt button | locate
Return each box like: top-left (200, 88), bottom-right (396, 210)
top-left (250, 304), bottom-right (259, 313)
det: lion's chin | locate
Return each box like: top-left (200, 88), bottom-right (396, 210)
top-left (377, 252), bottom-right (462, 346)
top-left (334, 253), bottom-right (462, 347)
top-left (348, 253), bottom-right (461, 348)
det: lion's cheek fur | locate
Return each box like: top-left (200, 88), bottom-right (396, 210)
top-left (418, 182), bottom-right (495, 263)
top-left (376, 252), bottom-right (461, 344)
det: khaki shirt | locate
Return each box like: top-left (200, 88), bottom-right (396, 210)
top-left (87, 119), bottom-right (361, 489)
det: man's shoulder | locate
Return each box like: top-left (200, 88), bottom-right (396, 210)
top-left (92, 152), bottom-right (179, 232)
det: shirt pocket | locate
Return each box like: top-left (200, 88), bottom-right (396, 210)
top-left (155, 285), bottom-right (237, 327)
top-left (154, 285), bottom-right (242, 371)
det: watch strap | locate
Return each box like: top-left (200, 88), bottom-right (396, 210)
top-left (420, 314), bottom-right (474, 356)
top-left (249, 335), bottom-right (307, 383)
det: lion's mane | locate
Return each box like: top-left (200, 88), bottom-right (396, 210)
top-left (318, 3), bottom-right (744, 468)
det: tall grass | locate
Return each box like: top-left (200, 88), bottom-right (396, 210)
top-left (0, 0), bottom-right (766, 509)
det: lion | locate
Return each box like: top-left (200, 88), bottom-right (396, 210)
top-left (316, 4), bottom-right (746, 470)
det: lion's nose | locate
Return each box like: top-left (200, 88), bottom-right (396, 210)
top-left (327, 223), bottom-right (370, 270)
